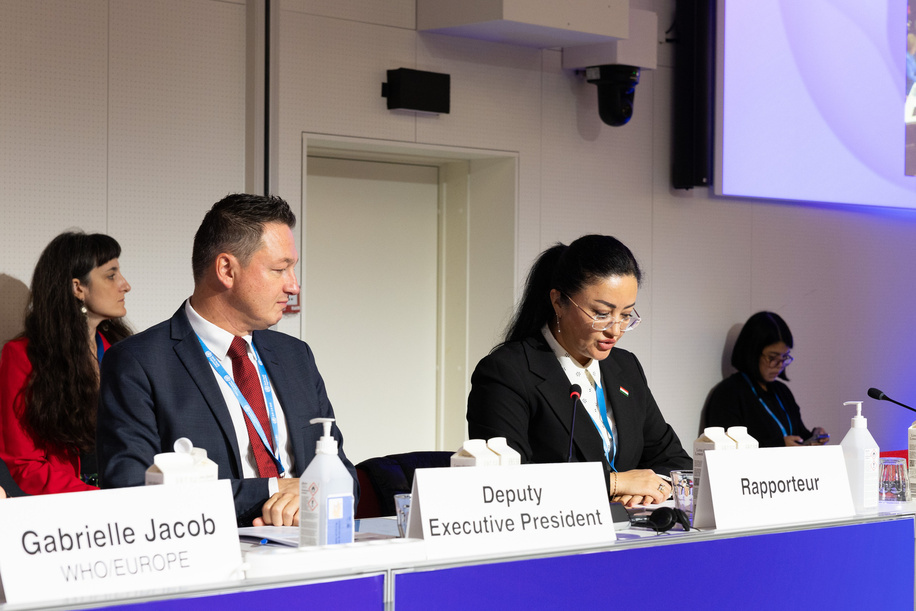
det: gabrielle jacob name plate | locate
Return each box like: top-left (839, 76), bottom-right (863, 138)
top-left (0, 481), bottom-right (240, 605)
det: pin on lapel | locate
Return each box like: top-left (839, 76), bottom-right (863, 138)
top-left (619, 387), bottom-right (629, 396)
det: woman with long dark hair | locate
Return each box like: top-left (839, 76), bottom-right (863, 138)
top-left (705, 311), bottom-right (828, 448)
top-left (0, 231), bottom-right (132, 494)
top-left (467, 235), bottom-right (690, 507)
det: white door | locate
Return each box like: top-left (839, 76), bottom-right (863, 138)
top-left (304, 156), bottom-right (439, 465)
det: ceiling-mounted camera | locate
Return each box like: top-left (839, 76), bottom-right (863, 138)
top-left (585, 65), bottom-right (640, 127)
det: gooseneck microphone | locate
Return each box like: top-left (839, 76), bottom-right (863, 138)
top-left (867, 387), bottom-right (916, 414)
top-left (568, 384), bottom-right (582, 462)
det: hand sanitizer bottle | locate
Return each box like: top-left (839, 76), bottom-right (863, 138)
top-left (840, 401), bottom-right (879, 514)
top-left (299, 418), bottom-right (354, 547)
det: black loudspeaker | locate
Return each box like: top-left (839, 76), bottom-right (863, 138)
top-left (672, 0), bottom-right (715, 189)
top-left (630, 507), bottom-right (691, 533)
top-left (382, 68), bottom-right (450, 114)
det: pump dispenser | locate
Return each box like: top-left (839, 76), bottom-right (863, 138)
top-left (840, 401), bottom-right (879, 514)
top-left (299, 418), bottom-right (354, 547)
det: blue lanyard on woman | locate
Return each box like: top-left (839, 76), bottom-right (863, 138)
top-left (741, 372), bottom-right (792, 436)
top-left (594, 382), bottom-right (618, 472)
top-left (95, 332), bottom-right (105, 366)
top-left (196, 335), bottom-right (285, 476)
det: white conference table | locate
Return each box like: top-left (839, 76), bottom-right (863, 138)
top-left (4, 507), bottom-right (913, 610)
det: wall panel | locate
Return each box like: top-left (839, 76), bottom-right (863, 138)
top-left (649, 65), bottom-right (754, 441)
top-left (3, 0), bottom-right (916, 457)
top-left (282, 0), bottom-right (415, 29)
top-left (108, 0), bottom-right (247, 331)
top-left (0, 0), bottom-right (109, 342)
top-left (539, 49), bottom-right (655, 363)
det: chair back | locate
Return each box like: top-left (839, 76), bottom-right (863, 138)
top-left (355, 451), bottom-right (452, 517)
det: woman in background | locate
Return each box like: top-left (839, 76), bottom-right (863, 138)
top-left (705, 311), bottom-right (828, 448)
top-left (467, 234), bottom-right (690, 507)
top-left (0, 231), bottom-right (132, 493)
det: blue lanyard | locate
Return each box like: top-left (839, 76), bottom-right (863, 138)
top-left (593, 381), bottom-right (618, 472)
top-left (95, 333), bottom-right (105, 366)
top-left (196, 335), bottom-right (285, 476)
top-left (741, 373), bottom-right (792, 437)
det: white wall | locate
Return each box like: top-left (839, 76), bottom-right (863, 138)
top-left (274, 0), bottom-right (916, 452)
top-left (3, 0), bottom-right (916, 458)
top-left (0, 0), bottom-right (247, 337)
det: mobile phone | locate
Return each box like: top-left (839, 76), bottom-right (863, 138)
top-left (803, 433), bottom-right (829, 445)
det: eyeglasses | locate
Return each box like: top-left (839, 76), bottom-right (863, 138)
top-left (761, 352), bottom-right (794, 367)
top-left (563, 294), bottom-right (641, 332)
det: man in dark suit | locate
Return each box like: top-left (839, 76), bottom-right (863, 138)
top-left (98, 194), bottom-right (356, 526)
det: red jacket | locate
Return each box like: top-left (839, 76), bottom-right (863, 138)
top-left (0, 336), bottom-right (106, 494)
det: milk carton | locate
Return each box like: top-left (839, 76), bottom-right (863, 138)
top-left (486, 437), bottom-right (521, 466)
top-left (145, 437), bottom-right (218, 485)
top-left (693, 427), bottom-right (737, 497)
top-left (726, 426), bottom-right (759, 450)
top-left (450, 439), bottom-right (501, 467)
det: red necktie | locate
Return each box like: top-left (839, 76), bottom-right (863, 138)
top-left (227, 336), bottom-right (278, 478)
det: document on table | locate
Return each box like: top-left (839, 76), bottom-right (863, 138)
top-left (239, 517), bottom-right (400, 547)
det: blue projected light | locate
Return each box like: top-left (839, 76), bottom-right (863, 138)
top-left (715, 0), bottom-right (916, 208)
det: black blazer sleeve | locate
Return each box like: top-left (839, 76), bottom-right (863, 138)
top-left (607, 349), bottom-right (692, 476)
top-left (0, 457), bottom-right (26, 497)
top-left (467, 342), bottom-right (543, 463)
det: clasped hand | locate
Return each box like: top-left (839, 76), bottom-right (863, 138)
top-left (252, 477), bottom-right (300, 527)
top-left (610, 469), bottom-right (671, 507)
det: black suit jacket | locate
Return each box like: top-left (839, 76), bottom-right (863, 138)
top-left (98, 306), bottom-right (357, 524)
top-left (0, 457), bottom-right (26, 497)
top-left (467, 335), bottom-right (690, 487)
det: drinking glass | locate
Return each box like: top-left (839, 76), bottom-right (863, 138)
top-left (394, 493), bottom-right (412, 537)
top-left (670, 470), bottom-right (694, 526)
top-left (879, 457), bottom-right (908, 502)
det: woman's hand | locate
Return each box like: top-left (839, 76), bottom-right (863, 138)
top-left (784, 435), bottom-right (803, 446)
top-left (610, 469), bottom-right (670, 507)
top-left (810, 427), bottom-right (829, 445)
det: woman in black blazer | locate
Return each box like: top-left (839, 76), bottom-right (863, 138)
top-left (467, 235), bottom-right (690, 507)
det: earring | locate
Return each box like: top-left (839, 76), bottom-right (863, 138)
top-left (79, 302), bottom-right (88, 317)
top-left (556, 314), bottom-right (561, 333)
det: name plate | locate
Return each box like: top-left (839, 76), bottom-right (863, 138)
top-left (693, 447), bottom-right (854, 530)
top-left (0, 481), bottom-right (241, 606)
top-left (407, 462), bottom-right (615, 559)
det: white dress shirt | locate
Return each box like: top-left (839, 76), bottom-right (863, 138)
top-left (541, 325), bottom-right (618, 462)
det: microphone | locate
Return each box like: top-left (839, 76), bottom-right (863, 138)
top-left (868, 387), bottom-right (916, 414)
top-left (568, 384), bottom-right (582, 462)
